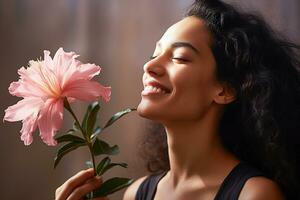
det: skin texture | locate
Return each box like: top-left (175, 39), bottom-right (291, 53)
top-left (57, 16), bottom-right (284, 200)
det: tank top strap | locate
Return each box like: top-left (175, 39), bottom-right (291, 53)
top-left (135, 171), bottom-right (168, 200)
top-left (135, 162), bottom-right (266, 200)
top-left (214, 162), bottom-right (265, 200)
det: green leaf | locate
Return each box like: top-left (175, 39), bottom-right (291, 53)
top-left (54, 141), bottom-right (86, 168)
top-left (92, 138), bottom-right (119, 156)
top-left (105, 162), bottom-right (127, 172)
top-left (73, 121), bottom-right (81, 131)
top-left (97, 157), bottom-right (128, 176)
top-left (82, 101), bottom-right (100, 137)
top-left (96, 157), bottom-right (111, 175)
top-left (55, 134), bottom-right (85, 144)
top-left (103, 108), bottom-right (136, 129)
top-left (94, 177), bottom-right (134, 197)
top-left (96, 157), bottom-right (128, 176)
top-left (86, 103), bottom-right (100, 137)
top-left (82, 103), bottom-right (93, 131)
top-left (66, 128), bottom-right (76, 134)
top-left (90, 126), bottom-right (102, 141)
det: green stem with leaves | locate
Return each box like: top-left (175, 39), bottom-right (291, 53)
top-left (63, 98), bottom-right (97, 176)
top-left (55, 99), bottom-right (136, 199)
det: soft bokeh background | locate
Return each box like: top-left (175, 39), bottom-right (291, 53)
top-left (0, 0), bottom-right (299, 199)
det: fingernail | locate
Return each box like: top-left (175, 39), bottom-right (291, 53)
top-left (95, 176), bottom-right (103, 182)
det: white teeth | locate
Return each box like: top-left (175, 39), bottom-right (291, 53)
top-left (142, 85), bottom-right (168, 95)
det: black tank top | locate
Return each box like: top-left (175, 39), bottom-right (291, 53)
top-left (135, 162), bottom-right (265, 200)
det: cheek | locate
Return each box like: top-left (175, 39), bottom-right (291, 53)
top-left (168, 70), bottom-right (215, 119)
top-left (137, 68), bottom-right (217, 122)
top-left (172, 68), bottom-right (212, 103)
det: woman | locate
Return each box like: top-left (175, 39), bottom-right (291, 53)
top-left (55, 0), bottom-right (300, 199)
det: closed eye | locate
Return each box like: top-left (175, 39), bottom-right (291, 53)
top-left (172, 57), bottom-right (190, 62)
top-left (149, 56), bottom-right (190, 62)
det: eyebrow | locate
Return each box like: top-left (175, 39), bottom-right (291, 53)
top-left (156, 41), bottom-right (200, 54)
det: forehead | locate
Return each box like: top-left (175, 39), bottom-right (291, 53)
top-left (158, 16), bottom-right (213, 49)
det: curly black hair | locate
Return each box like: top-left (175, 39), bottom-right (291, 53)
top-left (139, 0), bottom-right (300, 198)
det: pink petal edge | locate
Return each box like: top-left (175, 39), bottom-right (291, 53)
top-left (62, 79), bottom-right (111, 102)
top-left (38, 98), bottom-right (64, 146)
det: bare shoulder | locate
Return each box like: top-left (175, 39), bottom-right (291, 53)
top-left (122, 175), bottom-right (148, 200)
top-left (239, 176), bottom-right (285, 200)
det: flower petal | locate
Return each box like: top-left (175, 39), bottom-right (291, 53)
top-left (59, 58), bottom-right (82, 89)
top-left (38, 61), bottom-right (61, 97)
top-left (80, 63), bottom-right (101, 79)
top-left (38, 98), bottom-right (64, 146)
top-left (9, 65), bottom-right (50, 98)
top-left (43, 50), bottom-right (55, 71)
top-left (20, 115), bottom-right (39, 145)
top-left (70, 63), bottom-right (101, 81)
top-left (62, 79), bottom-right (111, 102)
top-left (52, 48), bottom-right (80, 85)
top-left (4, 97), bottom-right (43, 122)
top-left (53, 47), bottom-right (79, 69)
top-left (13, 60), bottom-right (61, 98)
top-left (8, 79), bottom-right (47, 98)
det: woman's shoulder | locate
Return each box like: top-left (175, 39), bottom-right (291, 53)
top-left (239, 176), bottom-right (285, 200)
top-left (123, 175), bottom-right (148, 200)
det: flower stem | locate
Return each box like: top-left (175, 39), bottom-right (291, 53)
top-left (88, 144), bottom-right (97, 175)
top-left (63, 98), bottom-right (97, 176)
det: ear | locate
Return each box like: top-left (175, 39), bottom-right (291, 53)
top-left (213, 82), bottom-right (236, 105)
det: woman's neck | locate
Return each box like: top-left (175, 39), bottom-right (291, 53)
top-left (163, 106), bottom-right (239, 188)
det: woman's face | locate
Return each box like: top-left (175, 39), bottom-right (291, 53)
top-left (137, 16), bottom-right (222, 123)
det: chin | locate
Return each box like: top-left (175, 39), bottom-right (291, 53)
top-left (137, 101), bottom-right (152, 118)
top-left (137, 100), bottom-right (163, 121)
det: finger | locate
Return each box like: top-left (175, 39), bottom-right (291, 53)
top-left (56, 168), bottom-right (95, 200)
top-left (66, 176), bottom-right (102, 200)
top-left (58, 168), bottom-right (95, 199)
top-left (55, 186), bottom-right (63, 199)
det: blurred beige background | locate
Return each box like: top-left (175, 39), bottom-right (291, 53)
top-left (0, 0), bottom-right (299, 199)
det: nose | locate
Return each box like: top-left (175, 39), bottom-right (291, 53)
top-left (143, 56), bottom-right (166, 77)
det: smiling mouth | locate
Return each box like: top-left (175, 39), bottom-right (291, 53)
top-left (141, 85), bottom-right (171, 96)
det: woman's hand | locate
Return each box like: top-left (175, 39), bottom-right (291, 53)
top-left (55, 168), bottom-right (109, 200)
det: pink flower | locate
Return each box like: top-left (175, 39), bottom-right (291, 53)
top-left (4, 48), bottom-right (111, 146)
